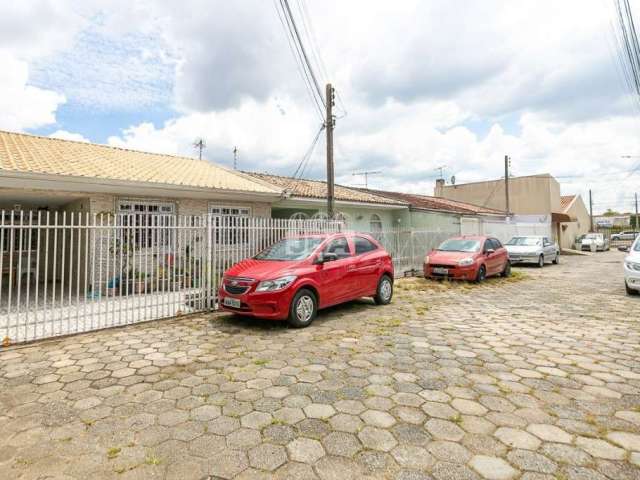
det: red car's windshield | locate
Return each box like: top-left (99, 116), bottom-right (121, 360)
top-left (254, 237), bottom-right (324, 261)
top-left (437, 239), bottom-right (481, 253)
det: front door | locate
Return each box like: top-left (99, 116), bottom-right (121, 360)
top-left (316, 236), bottom-right (353, 307)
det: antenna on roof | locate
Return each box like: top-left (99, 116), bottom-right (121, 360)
top-left (435, 165), bottom-right (447, 179)
top-left (450, 175), bottom-right (456, 185)
top-left (233, 146), bottom-right (238, 170)
top-left (352, 170), bottom-right (381, 188)
top-left (193, 138), bottom-right (206, 160)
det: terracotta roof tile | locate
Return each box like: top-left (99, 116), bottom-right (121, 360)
top-left (0, 130), bottom-right (280, 194)
top-left (360, 189), bottom-right (505, 215)
top-left (560, 195), bottom-right (576, 213)
top-left (245, 172), bottom-right (407, 205)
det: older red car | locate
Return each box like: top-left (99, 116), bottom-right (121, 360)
top-left (218, 233), bottom-right (394, 327)
top-left (424, 235), bottom-right (510, 282)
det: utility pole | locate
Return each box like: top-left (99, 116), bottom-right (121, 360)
top-left (193, 138), bottom-right (206, 160)
top-left (589, 189), bottom-right (594, 232)
top-left (504, 155), bottom-right (511, 215)
top-left (233, 146), bottom-right (238, 170)
top-left (352, 170), bottom-right (381, 189)
top-left (326, 83), bottom-right (335, 219)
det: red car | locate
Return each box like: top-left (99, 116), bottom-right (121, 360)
top-left (218, 233), bottom-right (394, 327)
top-left (424, 235), bottom-right (510, 282)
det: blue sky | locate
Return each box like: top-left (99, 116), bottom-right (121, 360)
top-left (1, 0), bottom-right (640, 213)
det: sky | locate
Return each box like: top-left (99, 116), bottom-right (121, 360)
top-left (1, 0), bottom-right (640, 214)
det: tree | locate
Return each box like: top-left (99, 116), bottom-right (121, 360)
top-left (603, 209), bottom-right (621, 217)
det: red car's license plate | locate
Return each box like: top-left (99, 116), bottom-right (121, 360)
top-left (432, 267), bottom-right (449, 274)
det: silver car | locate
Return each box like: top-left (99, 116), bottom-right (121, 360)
top-left (505, 235), bottom-right (560, 267)
top-left (579, 233), bottom-right (610, 252)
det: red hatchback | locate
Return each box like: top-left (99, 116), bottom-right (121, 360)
top-left (424, 235), bottom-right (510, 282)
top-left (218, 233), bottom-right (394, 327)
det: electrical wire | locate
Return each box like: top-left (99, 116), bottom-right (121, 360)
top-left (272, 0), bottom-right (325, 121)
top-left (280, 0), bottom-right (325, 108)
top-left (282, 123), bottom-right (325, 193)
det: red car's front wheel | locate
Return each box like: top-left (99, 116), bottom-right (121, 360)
top-left (287, 289), bottom-right (317, 328)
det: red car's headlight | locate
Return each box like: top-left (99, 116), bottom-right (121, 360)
top-left (255, 275), bottom-right (297, 292)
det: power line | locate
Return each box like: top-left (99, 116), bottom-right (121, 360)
top-left (295, 0), bottom-right (348, 117)
top-left (283, 123), bottom-right (325, 194)
top-left (272, 0), bottom-right (324, 121)
top-left (279, 0), bottom-right (325, 107)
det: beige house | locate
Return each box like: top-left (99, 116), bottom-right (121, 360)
top-left (0, 130), bottom-right (281, 219)
top-left (434, 173), bottom-right (589, 248)
top-left (560, 195), bottom-right (591, 249)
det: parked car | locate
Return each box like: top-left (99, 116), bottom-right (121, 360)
top-left (504, 235), bottom-right (559, 267)
top-left (218, 233), bottom-right (394, 327)
top-left (612, 231), bottom-right (639, 242)
top-left (579, 233), bottom-right (610, 252)
top-left (624, 237), bottom-right (640, 295)
top-left (423, 235), bottom-right (510, 282)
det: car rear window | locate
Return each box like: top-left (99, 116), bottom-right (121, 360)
top-left (354, 236), bottom-right (378, 255)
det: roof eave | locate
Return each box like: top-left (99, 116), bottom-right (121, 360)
top-left (0, 170), bottom-right (283, 201)
top-left (275, 196), bottom-right (409, 210)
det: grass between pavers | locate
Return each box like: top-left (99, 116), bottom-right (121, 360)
top-left (396, 270), bottom-right (530, 294)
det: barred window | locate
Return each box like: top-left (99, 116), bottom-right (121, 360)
top-left (209, 205), bottom-right (251, 244)
top-left (117, 200), bottom-right (176, 249)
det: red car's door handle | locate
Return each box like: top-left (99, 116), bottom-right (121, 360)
top-left (347, 265), bottom-right (356, 271)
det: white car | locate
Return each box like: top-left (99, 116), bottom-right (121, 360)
top-left (624, 237), bottom-right (640, 295)
top-left (579, 233), bottom-right (610, 252)
top-left (505, 235), bottom-right (560, 267)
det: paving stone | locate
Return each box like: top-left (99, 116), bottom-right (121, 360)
top-left (303, 403), bottom-right (336, 420)
top-left (469, 455), bottom-right (519, 480)
top-left (506, 449), bottom-right (557, 474)
top-left (526, 423), bottom-right (572, 444)
top-left (606, 431), bottom-right (640, 451)
top-left (287, 437), bottom-right (325, 463)
top-left (358, 426), bottom-right (398, 452)
top-left (208, 448), bottom-right (249, 479)
top-left (494, 427), bottom-right (541, 450)
top-left (248, 443), bottom-right (287, 471)
top-left (433, 461), bottom-right (480, 480)
top-left (322, 431), bottom-right (362, 457)
top-left (361, 409), bottom-right (397, 428)
top-left (425, 419), bottom-right (465, 441)
top-left (427, 440), bottom-right (472, 463)
top-left (391, 444), bottom-right (435, 470)
top-left (240, 411), bottom-right (273, 429)
top-left (575, 436), bottom-right (626, 460)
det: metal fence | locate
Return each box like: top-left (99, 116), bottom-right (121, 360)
top-left (1, 208), bottom-right (527, 343)
top-left (0, 211), bottom-right (341, 343)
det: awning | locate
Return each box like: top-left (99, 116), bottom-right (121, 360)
top-left (552, 212), bottom-right (574, 223)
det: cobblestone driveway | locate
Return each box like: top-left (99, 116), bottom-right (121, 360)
top-left (1, 251), bottom-right (640, 480)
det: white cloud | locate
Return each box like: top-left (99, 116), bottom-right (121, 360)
top-left (0, 53), bottom-right (65, 131)
top-left (48, 130), bottom-right (89, 142)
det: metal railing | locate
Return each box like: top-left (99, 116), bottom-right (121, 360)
top-left (0, 212), bottom-right (341, 344)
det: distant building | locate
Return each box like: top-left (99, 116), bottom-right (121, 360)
top-left (434, 173), bottom-right (590, 249)
top-left (594, 215), bottom-right (631, 228)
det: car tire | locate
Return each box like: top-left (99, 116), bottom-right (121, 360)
top-left (287, 288), bottom-right (317, 328)
top-left (374, 275), bottom-right (393, 305)
top-left (552, 252), bottom-right (559, 265)
top-left (475, 265), bottom-right (486, 283)
top-left (500, 261), bottom-right (511, 278)
top-left (537, 255), bottom-right (544, 268)
top-left (626, 282), bottom-right (638, 296)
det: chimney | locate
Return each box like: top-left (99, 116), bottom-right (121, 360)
top-left (434, 178), bottom-right (445, 197)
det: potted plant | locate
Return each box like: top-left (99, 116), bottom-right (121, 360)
top-left (134, 271), bottom-right (147, 294)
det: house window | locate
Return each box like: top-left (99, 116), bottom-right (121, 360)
top-left (209, 205), bottom-right (251, 244)
top-left (369, 214), bottom-right (383, 233)
top-left (290, 212), bottom-right (309, 220)
top-left (311, 211), bottom-right (329, 221)
top-left (117, 199), bottom-right (176, 248)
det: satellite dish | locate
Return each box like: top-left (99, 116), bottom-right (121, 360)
top-left (450, 175), bottom-right (456, 185)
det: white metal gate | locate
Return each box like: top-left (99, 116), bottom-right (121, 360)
top-left (0, 212), bottom-right (341, 344)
